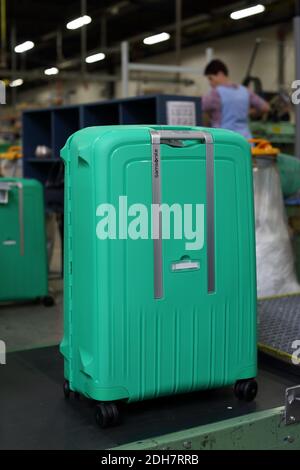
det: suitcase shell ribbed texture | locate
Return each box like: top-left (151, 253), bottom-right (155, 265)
top-left (60, 125), bottom-right (257, 403)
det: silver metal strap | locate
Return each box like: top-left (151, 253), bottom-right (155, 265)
top-left (3, 182), bottom-right (24, 256)
top-left (151, 131), bottom-right (163, 300)
top-left (16, 183), bottom-right (25, 257)
top-left (205, 137), bottom-right (215, 293)
top-left (150, 129), bottom-right (215, 299)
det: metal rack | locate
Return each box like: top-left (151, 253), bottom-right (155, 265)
top-left (22, 94), bottom-right (201, 188)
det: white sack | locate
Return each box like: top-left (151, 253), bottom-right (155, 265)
top-left (253, 160), bottom-right (300, 298)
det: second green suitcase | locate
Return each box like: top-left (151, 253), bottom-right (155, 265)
top-left (0, 177), bottom-right (52, 305)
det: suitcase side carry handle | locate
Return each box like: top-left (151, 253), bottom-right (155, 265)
top-left (0, 182), bottom-right (24, 256)
top-left (150, 130), bottom-right (215, 299)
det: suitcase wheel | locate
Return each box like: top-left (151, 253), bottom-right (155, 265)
top-left (63, 380), bottom-right (80, 400)
top-left (42, 295), bottom-right (55, 307)
top-left (234, 379), bottom-right (258, 402)
top-left (63, 380), bottom-right (71, 399)
top-left (95, 402), bottom-right (120, 429)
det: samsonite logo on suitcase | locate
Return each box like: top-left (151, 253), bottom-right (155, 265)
top-left (60, 125), bottom-right (257, 428)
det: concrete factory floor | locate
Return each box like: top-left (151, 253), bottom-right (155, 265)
top-left (0, 279), bottom-right (63, 353)
top-left (0, 216), bottom-right (63, 353)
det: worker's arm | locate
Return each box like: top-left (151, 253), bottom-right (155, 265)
top-left (202, 88), bottom-right (220, 112)
top-left (249, 91), bottom-right (270, 116)
top-left (202, 89), bottom-right (221, 127)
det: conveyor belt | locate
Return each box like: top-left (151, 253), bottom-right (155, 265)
top-left (258, 293), bottom-right (300, 363)
top-left (0, 346), bottom-right (299, 449)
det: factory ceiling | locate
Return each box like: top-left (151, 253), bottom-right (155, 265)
top-left (1, 0), bottom-right (296, 80)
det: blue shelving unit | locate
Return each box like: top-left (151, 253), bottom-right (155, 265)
top-left (22, 94), bottom-right (201, 186)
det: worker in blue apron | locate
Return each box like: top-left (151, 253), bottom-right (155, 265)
top-left (202, 59), bottom-right (270, 139)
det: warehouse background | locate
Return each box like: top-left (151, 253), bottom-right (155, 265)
top-left (0, 0), bottom-right (295, 107)
top-left (17, 25), bottom-right (295, 105)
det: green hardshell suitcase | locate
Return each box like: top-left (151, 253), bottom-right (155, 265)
top-left (60, 125), bottom-right (257, 426)
top-left (0, 178), bottom-right (50, 303)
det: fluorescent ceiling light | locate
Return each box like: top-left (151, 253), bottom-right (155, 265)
top-left (9, 78), bottom-right (24, 87)
top-left (14, 41), bottom-right (34, 53)
top-left (85, 52), bottom-right (106, 63)
top-left (44, 67), bottom-right (59, 76)
top-left (143, 32), bottom-right (170, 45)
top-left (66, 15), bottom-right (92, 30)
top-left (230, 4), bottom-right (265, 20)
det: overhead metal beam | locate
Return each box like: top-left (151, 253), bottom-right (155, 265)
top-left (101, 16), bottom-right (107, 49)
top-left (1, 69), bottom-right (118, 82)
top-left (0, 0), bottom-right (7, 68)
top-left (10, 23), bottom-right (16, 107)
top-left (205, 47), bottom-right (214, 64)
top-left (175, 0), bottom-right (182, 65)
top-left (129, 62), bottom-right (203, 74)
top-left (131, 74), bottom-right (194, 86)
top-left (175, 0), bottom-right (182, 90)
top-left (56, 30), bottom-right (64, 63)
top-left (81, 0), bottom-right (87, 77)
top-left (277, 31), bottom-right (285, 91)
top-left (121, 41), bottom-right (129, 97)
top-left (1, 68), bottom-right (194, 86)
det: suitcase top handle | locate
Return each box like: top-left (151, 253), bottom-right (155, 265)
top-left (0, 182), bottom-right (11, 205)
top-left (149, 130), bottom-right (215, 299)
top-left (150, 130), bottom-right (213, 142)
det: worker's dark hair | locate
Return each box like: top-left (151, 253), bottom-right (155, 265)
top-left (204, 59), bottom-right (229, 76)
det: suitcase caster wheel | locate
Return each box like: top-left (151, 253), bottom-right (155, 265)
top-left (63, 380), bottom-right (71, 399)
top-left (95, 403), bottom-right (120, 429)
top-left (43, 296), bottom-right (55, 307)
top-left (234, 379), bottom-right (258, 402)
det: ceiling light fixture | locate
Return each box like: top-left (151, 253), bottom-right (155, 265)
top-left (230, 4), bottom-right (265, 20)
top-left (143, 32), bottom-right (170, 45)
top-left (9, 78), bottom-right (24, 87)
top-left (44, 67), bottom-right (59, 76)
top-left (85, 52), bottom-right (106, 63)
top-left (14, 41), bottom-right (34, 53)
top-left (66, 15), bottom-right (92, 30)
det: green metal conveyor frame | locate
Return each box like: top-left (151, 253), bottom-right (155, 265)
top-left (114, 405), bottom-right (300, 450)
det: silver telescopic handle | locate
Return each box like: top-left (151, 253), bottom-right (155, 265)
top-left (150, 129), bottom-right (215, 300)
top-left (8, 182), bottom-right (24, 256)
top-left (151, 130), bottom-right (213, 141)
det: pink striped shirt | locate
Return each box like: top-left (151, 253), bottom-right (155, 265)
top-left (202, 84), bottom-right (267, 128)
